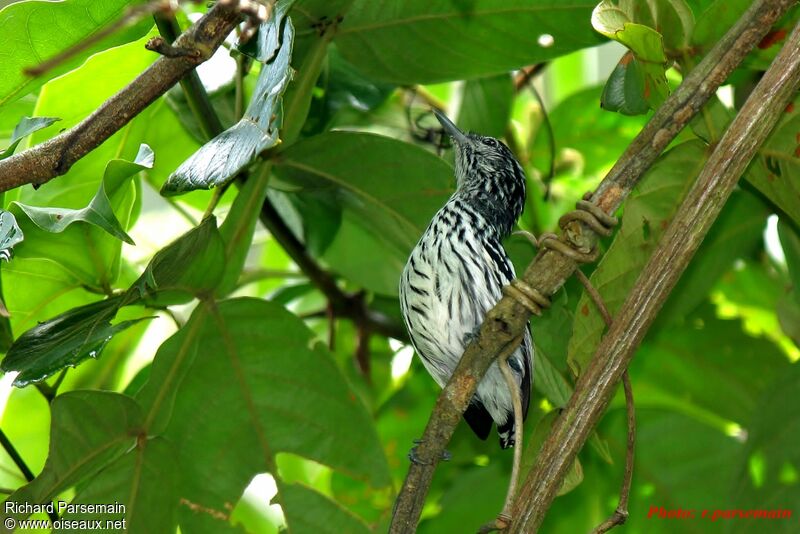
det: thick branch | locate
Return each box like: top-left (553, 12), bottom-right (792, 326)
top-left (388, 1), bottom-right (796, 531)
top-left (0, 3), bottom-right (242, 192)
top-left (511, 18), bottom-right (800, 534)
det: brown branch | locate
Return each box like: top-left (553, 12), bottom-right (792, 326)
top-left (590, 372), bottom-right (635, 534)
top-left (511, 16), bottom-right (800, 534)
top-left (388, 1), bottom-right (796, 532)
top-left (0, 2), bottom-right (243, 192)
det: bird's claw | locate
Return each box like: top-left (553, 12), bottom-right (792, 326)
top-left (408, 439), bottom-right (451, 465)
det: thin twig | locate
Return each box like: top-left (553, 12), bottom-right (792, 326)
top-left (511, 14), bottom-right (800, 534)
top-left (389, 1), bottom-right (796, 531)
top-left (591, 372), bottom-right (635, 534)
top-left (513, 64), bottom-right (546, 92)
top-left (574, 270), bottom-right (635, 534)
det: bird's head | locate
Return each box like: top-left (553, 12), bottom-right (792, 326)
top-left (434, 109), bottom-right (527, 235)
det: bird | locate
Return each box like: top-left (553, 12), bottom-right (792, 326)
top-left (399, 109), bottom-right (533, 449)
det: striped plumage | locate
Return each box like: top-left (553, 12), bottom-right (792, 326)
top-left (399, 110), bottom-right (532, 448)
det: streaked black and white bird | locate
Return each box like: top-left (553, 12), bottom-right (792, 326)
top-left (400, 110), bottom-right (532, 448)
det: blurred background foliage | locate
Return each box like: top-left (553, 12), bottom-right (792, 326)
top-left (0, 0), bottom-right (799, 532)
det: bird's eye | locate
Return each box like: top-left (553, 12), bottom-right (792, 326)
top-left (484, 138), bottom-right (498, 148)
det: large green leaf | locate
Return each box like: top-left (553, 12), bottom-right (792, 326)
top-left (568, 140), bottom-right (707, 375)
top-left (272, 131), bottom-right (453, 293)
top-left (457, 74), bottom-right (514, 138)
top-left (162, 13), bottom-right (294, 195)
top-left (657, 190), bottom-right (767, 325)
top-left (59, 437), bottom-right (179, 533)
top-left (731, 362), bottom-right (800, 517)
top-left (135, 298), bottom-right (390, 531)
top-left (633, 305), bottom-right (790, 426)
top-left (278, 482), bottom-right (372, 534)
top-left (303, 45), bottom-right (395, 137)
top-left (335, 0), bottom-right (603, 84)
top-left (1, 391), bottom-right (142, 523)
top-left (0, 0), bottom-right (152, 107)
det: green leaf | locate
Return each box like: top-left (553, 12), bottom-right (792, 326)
top-left (162, 14), bottom-right (294, 195)
top-left (592, 1), bottom-right (667, 63)
top-left (634, 304), bottom-right (790, 426)
top-left (600, 53), bottom-right (651, 116)
top-left (135, 298), bottom-right (390, 531)
top-left (0, 116), bottom-right (60, 159)
top-left (278, 482), bottom-right (371, 534)
top-left (8, 145), bottom-right (146, 292)
top-left (529, 84), bottom-right (648, 179)
top-left (272, 132), bottom-right (453, 294)
top-left (418, 463), bottom-right (506, 533)
top-left (335, 0), bottom-right (603, 84)
top-left (744, 97), bottom-right (800, 229)
top-left (165, 83), bottom-right (237, 145)
top-left (658, 189), bottom-right (768, 325)
top-left (593, 1), bottom-right (670, 113)
top-left (568, 140), bottom-right (707, 375)
top-left (690, 0), bottom-right (749, 58)
top-left (457, 74), bottom-right (514, 138)
top-left (217, 169), bottom-right (271, 296)
top-left (129, 216), bottom-right (226, 302)
top-left (0, 296), bottom-right (148, 386)
top-left (321, 214), bottom-right (405, 296)
top-left (268, 188), bottom-right (343, 258)
top-left (60, 437), bottom-right (179, 533)
top-left (2, 259), bottom-right (97, 335)
top-left (1, 391), bottom-right (142, 522)
top-left (13, 145), bottom-right (153, 245)
top-left (778, 219), bottom-right (800, 285)
top-left (303, 45), bottom-right (395, 136)
top-left (731, 361), bottom-right (800, 512)
top-left (0, 0), bottom-right (152, 107)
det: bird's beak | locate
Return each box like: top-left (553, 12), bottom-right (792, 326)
top-left (433, 109), bottom-right (467, 145)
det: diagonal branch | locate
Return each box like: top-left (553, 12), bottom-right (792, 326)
top-left (388, 0), bottom-right (797, 531)
top-left (0, 2), bottom-right (243, 192)
top-left (511, 17), bottom-right (800, 534)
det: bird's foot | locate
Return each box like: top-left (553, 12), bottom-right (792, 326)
top-left (408, 439), bottom-right (451, 465)
top-left (462, 328), bottom-right (481, 347)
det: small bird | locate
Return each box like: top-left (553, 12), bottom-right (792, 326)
top-left (400, 110), bottom-right (532, 448)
